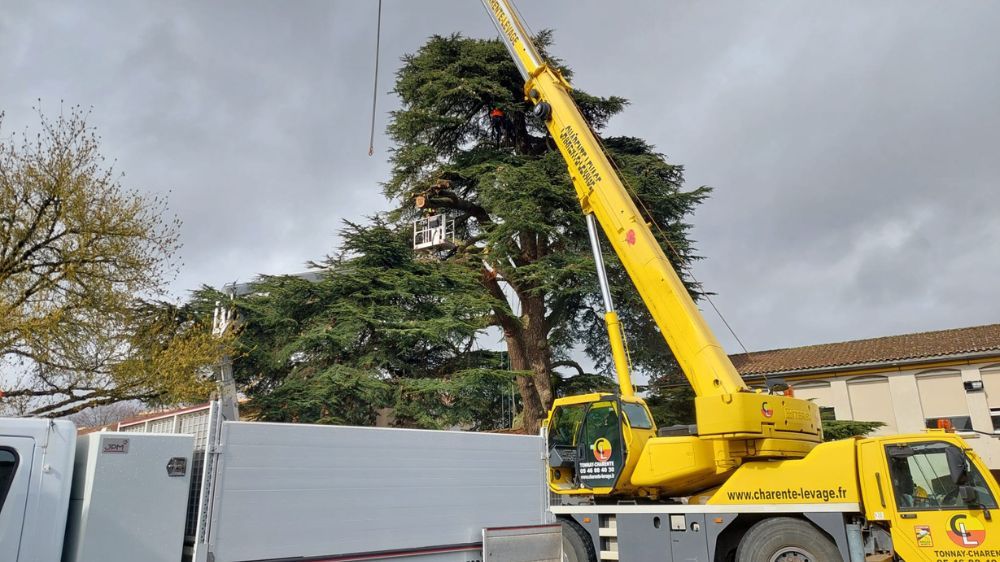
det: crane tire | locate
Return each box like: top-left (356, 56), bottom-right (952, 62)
top-left (560, 518), bottom-right (597, 562)
top-left (736, 517), bottom-right (842, 562)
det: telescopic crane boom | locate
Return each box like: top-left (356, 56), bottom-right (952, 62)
top-left (482, 0), bottom-right (823, 499)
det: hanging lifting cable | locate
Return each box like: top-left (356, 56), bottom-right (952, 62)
top-left (367, 0), bottom-right (383, 156)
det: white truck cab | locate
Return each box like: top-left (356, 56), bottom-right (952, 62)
top-left (1, 419), bottom-right (196, 562)
top-left (0, 418), bottom-right (76, 562)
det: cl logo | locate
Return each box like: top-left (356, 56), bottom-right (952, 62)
top-left (948, 514), bottom-right (986, 547)
top-left (592, 438), bottom-right (613, 462)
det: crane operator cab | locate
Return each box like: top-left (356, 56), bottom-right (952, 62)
top-left (546, 394), bottom-right (658, 497)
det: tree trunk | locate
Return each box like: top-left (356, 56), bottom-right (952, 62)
top-left (482, 270), bottom-right (551, 434)
top-left (521, 293), bottom-right (553, 409)
top-left (505, 330), bottom-right (546, 434)
top-left (501, 292), bottom-right (554, 434)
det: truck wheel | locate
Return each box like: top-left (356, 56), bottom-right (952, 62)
top-left (560, 518), bottom-right (596, 562)
top-left (736, 517), bottom-right (842, 562)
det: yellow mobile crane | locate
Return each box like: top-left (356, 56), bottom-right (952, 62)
top-left (482, 2), bottom-right (1000, 562)
top-left (482, 0), bottom-right (822, 499)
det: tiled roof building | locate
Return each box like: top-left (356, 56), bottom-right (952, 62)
top-left (729, 324), bottom-right (1000, 468)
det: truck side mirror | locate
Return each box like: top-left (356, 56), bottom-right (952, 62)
top-left (887, 446), bottom-right (915, 459)
top-left (960, 485), bottom-right (979, 505)
top-left (946, 447), bottom-right (969, 485)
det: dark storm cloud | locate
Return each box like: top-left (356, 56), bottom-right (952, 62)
top-left (542, 1), bottom-right (1000, 349)
top-left (3, 1), bottom-right (997, 352)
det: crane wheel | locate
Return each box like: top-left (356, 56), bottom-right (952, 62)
top-left (560, 518), bottom-right (597, 562)
top-left (736, 517), bottom-right (842, 562)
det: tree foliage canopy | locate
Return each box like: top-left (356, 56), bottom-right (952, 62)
top-left (822, 420), bottom-right (886, 441)
top-left (382, 33), bottom-right (710, 431)
top-left (0, 108), bottom-right (219, 416)
top-left (3, 33), bottom-right (713, 428)
top-left (168, 32), bottom-right (711, 433)
top-left (229, 221), bottom-right (521, 430)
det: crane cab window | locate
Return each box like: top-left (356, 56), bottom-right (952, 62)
top-left (549, 404), bottom-right (586, 448)
top-left (0, 449), bottom-right (19, 513)
top-left (886, 441), bottom-right (997, 510)
top-left (581, 402), bottom-right (621, 452)
top-left (621, 402), bottom-right (653, 430)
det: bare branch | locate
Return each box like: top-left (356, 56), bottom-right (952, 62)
top-left (551, 359), bottom-right (586, 377)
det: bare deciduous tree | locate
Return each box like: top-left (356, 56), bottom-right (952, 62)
top-left (0, 107), bottom-right (222, 416)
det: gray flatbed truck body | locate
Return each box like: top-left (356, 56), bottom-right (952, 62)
top-left (0, 402), bottom-right (557, 562)
top-left (197, 417), bottom-right (551, 562)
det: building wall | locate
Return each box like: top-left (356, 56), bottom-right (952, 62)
top-left (788, 360), bottom-right (1000, 468)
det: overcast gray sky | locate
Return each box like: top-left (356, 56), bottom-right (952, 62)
top-left (3, 1), bottom-right (998, 353)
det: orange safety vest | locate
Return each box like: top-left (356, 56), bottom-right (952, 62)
top-left (490, 108), bottom-right (504, 118)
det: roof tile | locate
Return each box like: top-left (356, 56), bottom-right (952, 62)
top-left (730, 324), bottom-right (1000, 376)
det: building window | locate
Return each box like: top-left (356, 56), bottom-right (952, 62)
top-left (848, 376), bottom-right (898, 433)
top-left (915, 370), bottom-right (969, 430)
top-left (983, 365), bottom-right (1000, 410)
top-left (924, 416), bottom-right (973, 432)
top-left (820, 407), bottom-right (836, 421)
top-left (991, 408), bottom-right (1000, 433)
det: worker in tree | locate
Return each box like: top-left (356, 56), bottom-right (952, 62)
top-left (489, 107), bottom-right (506, 145)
